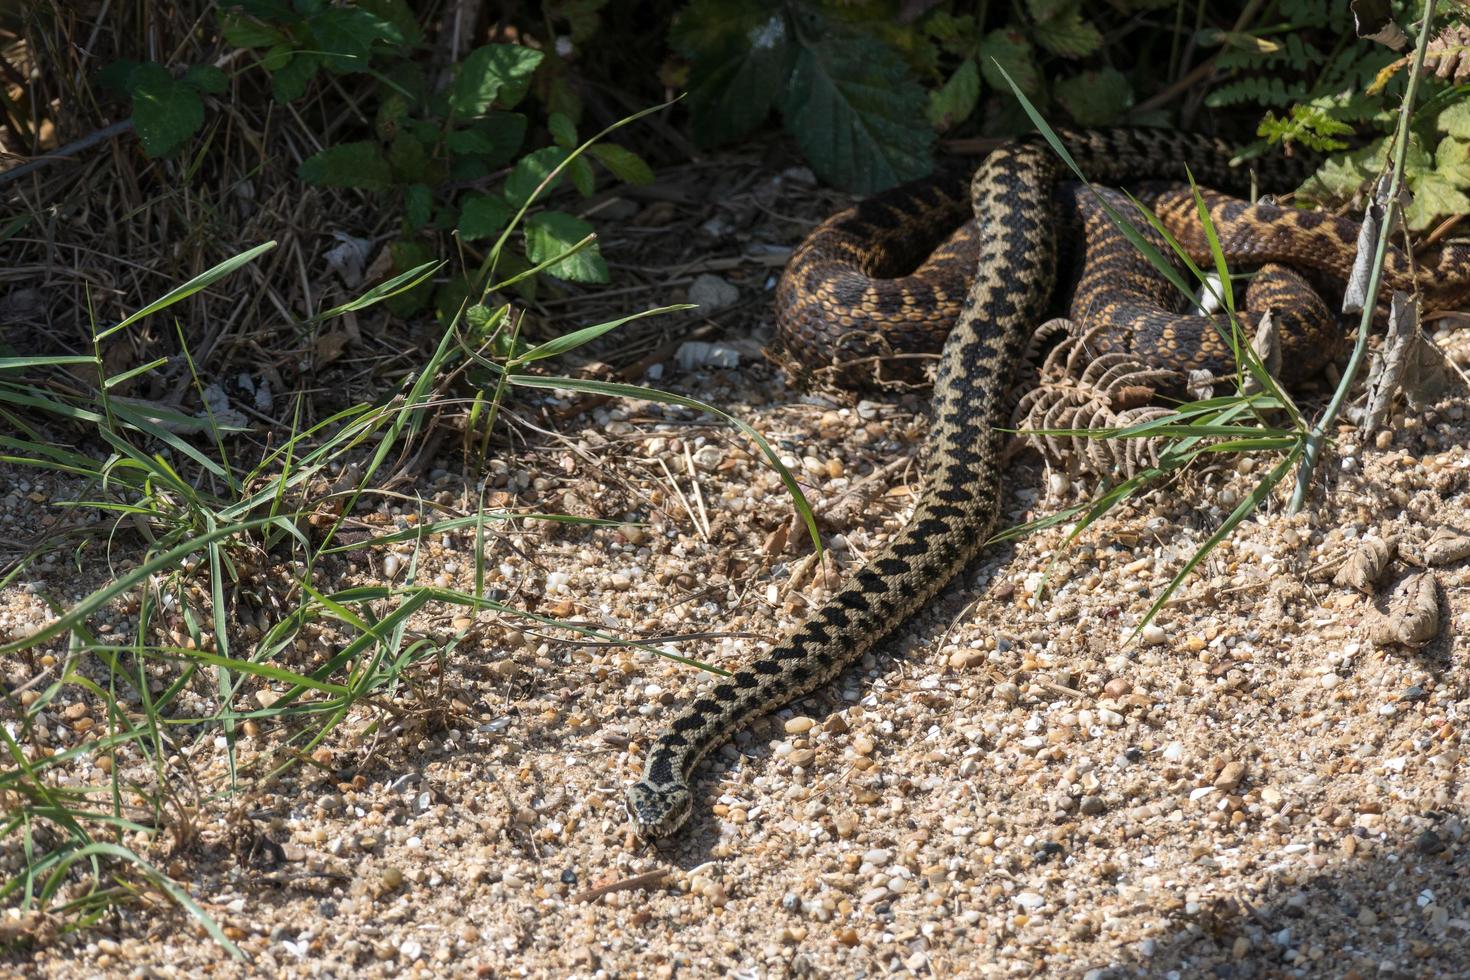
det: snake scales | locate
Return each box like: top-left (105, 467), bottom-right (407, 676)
top-left (626, 128), bottom-right (1470, 839)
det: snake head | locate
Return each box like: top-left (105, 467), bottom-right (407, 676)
top-left (625, 779), bottom-right (691, 840)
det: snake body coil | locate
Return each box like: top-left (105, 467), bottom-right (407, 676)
top-left (625, 129), bottom-right (1463, 839)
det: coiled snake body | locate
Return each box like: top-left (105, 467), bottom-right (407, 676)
top-left (626, 129), bottom-right (1470, 839)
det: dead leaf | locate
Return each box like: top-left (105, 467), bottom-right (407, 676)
top-left (1371, 572), bottom-right (1440, 647)
top-left (1334, 535), bottom-right (1397, 592)
top-left (1423, 526), bottom-right (1470, 566)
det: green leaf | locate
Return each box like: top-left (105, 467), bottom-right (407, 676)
top-left (781, 26), bottom-right (933, 192)
top-left (220, 16), bottom-right (285, 49)
top-left (1438, 100), bottom-right (1470, 139)
top-left (1025, 0), bottom-right (1075, 20)
top-left (1405, 171), bottom-right (1470, 231)
top-left (260, 43), bottom-right (293, 72)
top-left (674, 0), bottom-right (794, 145)
top-left (978, 29), bottom-right (1040, 96)
top-left (567, 156), bottom-right (596, 196)
top-left (548, 111), bottom-right (578, 148)
top-left (404, 183), bottom-right (432, 231)
top-left (357, 0), bottom-right (423, 46)
top-left (183, 64), bottom-right (228, 94)
top-left (387, 132), bottom-right (431, 182)
top-left (1053, 67), bottom-right (1132, 126)
top-left (450, 44), bottom-right (545, 117)
top-left (309, 6), bottom-right (402, 74)
top-left (129, 64), bottom-right (205, 158)
top-left (523, 211), bottom-right (608, 282)
top-left (299, 142), bottom-right (393, 190)
top-left (457, 193), bottom-right (513, 240)
top-left (927, 57), bottom-right (980, 130)
top-left (445, 112), bottom-right (527, 166)
top-left (587, 143), bottom-right (654, 184)
top-left (1032, 9), bottom-right (1103, 58)
top-left (504, 145), bottom-right (568, 207)
top-left (271, 52), bottom-right (319, 102)
top-left (1434, 135), bottom-right (1470, 189)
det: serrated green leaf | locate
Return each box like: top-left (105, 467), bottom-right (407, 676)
top-left (458, 193), bottom-right (513, 240)
top-left (260, 44), bottom-right (292, 72)
top-left (221, 16), bottom-right (284, 49)
top-left (1438, 100), bottom-right (1470, 139)
top-left (271, 52), bottom-right (319, 102)
top-left (675, 0), bottom-right (793, 145)
top-left (587, 143), bottom-right (654, 184)
top-left (357, 0), bottom-right (423, 46)
top-left (450, 44), bottom-right (545, 117)
top-left (548, 111), bottom-right (578, 148)
top-left (183, 64), bottom-right (228, 94)
top-left (978, 29), bottom-right (1040, 96)
top-left (504, 145), bottom-right (568, 207)
top-left (388, 132), bottom-right (430, 182)
top-left (404, 183), bottom-right (432, 231)
top-left (927, 57), bottom-right (980, 130)
top-left (129, 64), bottom-right (205, 158)
top-left (299, 142), bottom-right (392, 190)
top-left (781, 28), bottom-right (933, 193)
top-left (1053, 67), bottom-right (1131, 126)
top-left (524, 211), bottom-right (608, 282)
top-left (567, 156), bottom-right (596, 197)
top-left (1434, 135), bottom-right (1470, 188)
top-left (310, 7), bottom-right (401, 74)
top-left (1405, 171), bottom-right (1470, 230)
top-left (1032, 9), bottom-right (1103, 58)
top-left (445, 113), bottom-right (527, 166)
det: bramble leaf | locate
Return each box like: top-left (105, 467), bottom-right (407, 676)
top-left (1054, 67), bottom-right (1131, 126)
top-left (524, 211), bottom-right (608, 282)
top-left (129, 64), bottom-right (205, 158)
top-left (445, 113), bottom-right (527, 167)
top-left (588, 143), bottom-right (654, 184)
top-left (673, 0), bottom-right (794, 146)
top-left (505, 146), bottom-right (568, 207)
top-left (1032, 9), bottom-right (1103, 59)
top-left (978, 29), bottom-right (1041, 96)
top-left (309, 6), bottom-right (401, 74)
top-left (781, 25), bottom-right (932, 192)
top-left (450, 44), bottom-right (544, 117)
top-left (299, 142), bottom-right (393, 190)
top-left (928, 57), bottom-right (980, 130)
top-left (458, 193), bottom-right (514, 240)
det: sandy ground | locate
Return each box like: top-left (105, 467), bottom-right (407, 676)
top-left (2, 155), bottom-right (1469, 978)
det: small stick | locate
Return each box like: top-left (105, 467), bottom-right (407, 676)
top-left (657, 457), bottom-right (707, 542)
top-left (682, 441), bottom-right (712, 540)
top-left (572, 868), bottom-right (670, 903)
top-left (0, 119), bottom-right (134, 189)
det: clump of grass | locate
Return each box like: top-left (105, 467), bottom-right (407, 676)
top-left (0, 105), bottom-right (816, 954)
top-left (994, 0), bottom-right (1441, 635)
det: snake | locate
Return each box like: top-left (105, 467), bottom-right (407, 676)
top-left (626, 128), bottom-right (1470, 839)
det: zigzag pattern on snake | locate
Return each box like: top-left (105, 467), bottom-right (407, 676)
top-left (626, 128), bottom-right (1470, 839)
